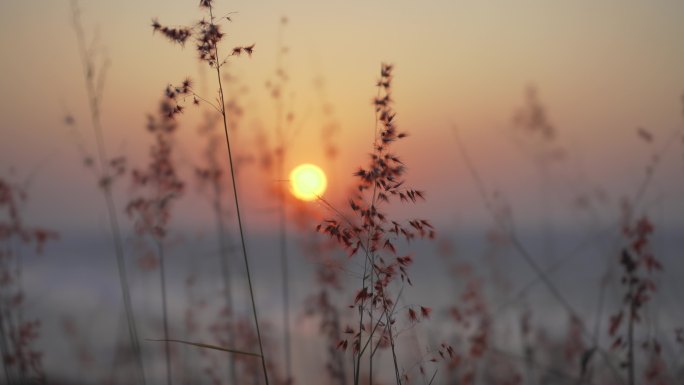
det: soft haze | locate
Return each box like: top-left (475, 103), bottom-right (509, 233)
top-left (1, 1), bottom-right (684, 384)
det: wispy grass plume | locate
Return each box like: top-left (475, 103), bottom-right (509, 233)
top-left (69, 2), bottom-right (146, 383)
top-left (152, 1), bottom-right (269, 384)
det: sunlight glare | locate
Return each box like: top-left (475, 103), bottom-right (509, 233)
top-left (289, 164), bottom-right (327, 201)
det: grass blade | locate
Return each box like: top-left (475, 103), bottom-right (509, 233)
top-left (146, 339), bottom-right (261, 358)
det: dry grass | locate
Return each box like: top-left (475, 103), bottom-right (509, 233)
top-left (2, 1), bottom-right (683, 385)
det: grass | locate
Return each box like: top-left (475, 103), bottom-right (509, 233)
top-left (69, 2), bottom-right (146, 383)
top-left (152, 1), bottom-right (269, 384)
top-left (2, 1), bottom-right (683, 385)
top-left (0, 177), bottom-right (58, 384)
top-left (317, 63), bottom-right (440, 385)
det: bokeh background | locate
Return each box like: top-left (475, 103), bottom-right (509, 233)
top-left (1, 0), bottom-right (684, 384)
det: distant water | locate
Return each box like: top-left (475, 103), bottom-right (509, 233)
top-left (17, 223), bottom-right (684, 384)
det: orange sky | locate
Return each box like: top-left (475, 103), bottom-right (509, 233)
top-left (1, 0), bottom-right (684, 232)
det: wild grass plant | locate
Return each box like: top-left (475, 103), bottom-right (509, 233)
top-left (0, 177), bottom-right (57, 384)
top-left (126, 84), bottom-right (189, 385)
top-left (151, 1), bottom-right (269, 384)
top-left (318, 63), bottom-right (444, 385)
top-left (68, 1), bottom-right (146, 383)
top-left (192, 71), bottom-right (245, 385)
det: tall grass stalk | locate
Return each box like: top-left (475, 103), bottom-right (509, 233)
top-left (156, 241), bottom-right (172, 385)
top-left (126, 84), bottom-right (187, 385)
top-left (196, 86), bottom-right (240, 385)
top-left (0, 178), bottom-right (57, 384)
top-left (70, 2), bottom-right (145, 383)
top-left (319, 64), bottom-right (435, 385)
top-left (272, 18), bottom-right (292, 381)
top-left (0, 311), bottom-right (10, 384)
top-left (277, 144), bottom-right (292, 385)
top-left (367, 79), bottom-right (384, 385)
top-left (214, 56), bottom-right (271, 385)
top-left (206, 6), bottom-right (271, 384)
top-left (451, 126), bottom-right (627, 384)
top-left (152, 2), bottom-right (269, 383)
top-left (212, 174), bottom-right (238, 385)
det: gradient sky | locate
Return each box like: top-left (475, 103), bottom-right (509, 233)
top-left (2, 0), bottom-right (684, 232)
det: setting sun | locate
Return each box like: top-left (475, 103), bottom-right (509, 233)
top-left (289, 164), bottom-right (327, 201)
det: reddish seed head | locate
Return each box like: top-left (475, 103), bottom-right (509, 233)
top-left (336, 340), bottom-right (348, 351)
top-left (408, 308), bottom-right (418, 323)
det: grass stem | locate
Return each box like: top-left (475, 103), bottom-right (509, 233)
top-left (157, 240), bottom-right (172, 385)
top-left (70, 3), bottom-right (145, 383)
top-left (209, 6), bottom-right (269, 384)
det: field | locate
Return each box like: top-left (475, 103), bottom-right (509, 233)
top-left (1, 1), bottom-right (683, 384)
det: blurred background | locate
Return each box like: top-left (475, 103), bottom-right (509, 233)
top-left (1, 0), bottom-right (683, 384)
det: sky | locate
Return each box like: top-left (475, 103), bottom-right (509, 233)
top-left (1, 0), bottom-right (684, 232)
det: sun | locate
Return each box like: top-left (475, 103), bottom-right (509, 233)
top-left (289, 163), bottom-right (327, 201)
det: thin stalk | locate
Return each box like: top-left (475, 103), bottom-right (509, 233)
top-left (365, 84), bottom-right (383, 385)
top-left (0, 243), bottom-right (16, 384)
top-left (70, 2), bottom-right (145, 383)
top-left (212, 181), bottom-right (238, 385)
top-left (452, 127), bottom-right (626, 385)
top-left (361, 306), bottom-right (391, 358)
top-left (157, 240), bottom-right (172, 385)
top-left (329, 295), bottom-right (348, 385)
top-left (522, 314), bottom-right (536, 385)
top-left (368, 293), bottom-right (403, 385)
top-left (353, 256), bottom-right (369, 385)
top-left (490, 347), bottom-right (602, 385)
top-left (278, 169), bottom-right (292, 384)
top-left (361, 289), bottom-right (403, 385)
top-left (384, 310), bottom-right (402, 385)
top-left (352, 80), bottom-right (385, 385)
top-left (584, 257), bottom-right (611, 384)
top-left (627, 285), bottom-right (635, 385)
top-left (0, 307), bottom-right (12, 385)
top-left (274, 20), bottom-right (292, 380)
top-left (9, 240), bottom-right (26, 384)
top-left (538, 161), bottom-right (553, 265)
top-left (12, 240), bottom-right (23, 341)
top-left (4, 306), bottom-right (19, 379)
top-left (216, 54), bottom-right (271, 385)
top-left (108, 309), bottom-right (132, 384)
top-left (368, 294), bottom-right (400, 359)
top-left (209, 6), bottom-right (269, 384)
top-left (368, 254), bottom-right (374, 385)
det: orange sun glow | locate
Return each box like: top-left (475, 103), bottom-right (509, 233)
top-left (289, 163), bottom-right (327, 201)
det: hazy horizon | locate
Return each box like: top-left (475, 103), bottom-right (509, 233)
top-left (1, 1), bottom-right (683, 384)
top-left (2, 0), bottom-right (684, 232)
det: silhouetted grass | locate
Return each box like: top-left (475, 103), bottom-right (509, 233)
top-left (69, 2), bottom-right (146, 383)
top-left (5, 2), bottom-right (684, 385)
